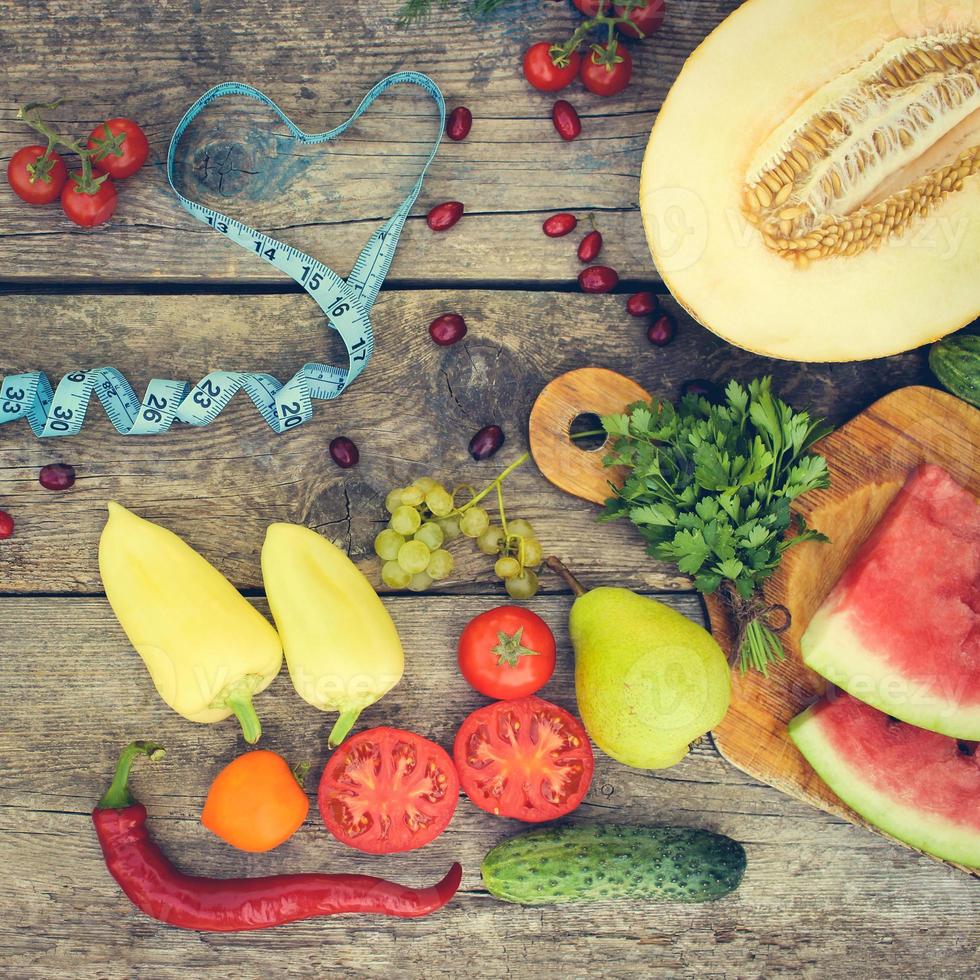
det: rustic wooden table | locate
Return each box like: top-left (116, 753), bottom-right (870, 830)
top-left (1, 1), bottom-right (977, 977)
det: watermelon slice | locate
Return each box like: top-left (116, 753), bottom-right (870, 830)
top-left (789, 692), bottom-right (980, 867)
top-left (801, 464), bottom-right (980, 739)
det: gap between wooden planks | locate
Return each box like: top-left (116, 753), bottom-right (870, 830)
top-left (1, 594), bottom-right (978, 979)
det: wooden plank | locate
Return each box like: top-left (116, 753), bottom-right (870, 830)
top-left (1, 595), bottom-right (978, 979)
top-left (0, 0), bottom-right (741, 285)
top-left (0, 289), bottom-right (930, 593)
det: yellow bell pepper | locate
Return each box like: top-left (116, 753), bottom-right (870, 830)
top-left (261, 522), bottom-right (404, 747)
top-left (99, 502), bottom-right (282, 742)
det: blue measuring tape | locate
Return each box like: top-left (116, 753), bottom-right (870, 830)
top-left (1, 72), bottom-right (445, 436)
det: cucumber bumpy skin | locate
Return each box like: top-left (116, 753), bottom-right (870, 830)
top-left (481, 824), bottom-right (746, 905)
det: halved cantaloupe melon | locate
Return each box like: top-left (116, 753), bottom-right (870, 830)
top-left (640, 0), bottom-right (980, 361)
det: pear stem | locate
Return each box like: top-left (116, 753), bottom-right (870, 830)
top-left (546, 556), bottom-right (587, 597)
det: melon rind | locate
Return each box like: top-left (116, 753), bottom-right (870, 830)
top-left (789, 702), bottom-right (980, 868)
top-left (639, 0), bottom-right (980, 362)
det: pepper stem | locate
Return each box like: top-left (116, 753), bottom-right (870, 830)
top-left (218, 677), bottom-right (264, 744)
top-left (97, 741), bottom-right (165, 810)
top-left (545, 556), bottom-right (587, 597)
top-left (328, 707), bottom-right (362, 749)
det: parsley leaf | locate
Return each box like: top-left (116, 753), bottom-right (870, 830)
top-left (600, 377), bottom-right (831, 673)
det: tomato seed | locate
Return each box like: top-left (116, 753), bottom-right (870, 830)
top-left (552, 100), bottom-right (581, 141)
top-left (446, 106), bottom-right (473, 142)
top-left (626, 291), bottom-right (658, 317)
top-left (578, 266), bottom-right (619, 293)
top-left (0, 510), bottom-right (13, 539)
top-left (329, 437), bottom-right (359, 469)
top-left (543, 213), bottom-right (577, 238)
top-left (646, 314), bottom-right (676, 347)
top-left (429, 313), bottom-right (467, 346)
top-left (39, 463), bottom-right (75, 491)
top-left (427, 201), bottom-right (464, 232)
top-left (577, 230), bottom-right (602, 263)
top-left (469, 425), bottom-right (505, 461)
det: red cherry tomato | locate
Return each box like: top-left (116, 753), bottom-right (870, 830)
top-left (523, 42), bottom-right (582, 93)
top-left (581, 43), bottom-right (633, 97)
top-left (458, 606), bottom-right (557, 700)
top-left (7, 146), bottom-right (67, 205)
top-left (318, 727), bottom-right (459, 854)
top-left (616, 0), bottom-right (666, 39)
top-left (454, 696), bottom-right (594, 822)
top-left (86, 119), bottom-right (149, 180)
top-left (61, 171), bottom-right (117, 227)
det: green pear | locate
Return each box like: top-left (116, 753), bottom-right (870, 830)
top-left (549, 559), bottom-right (731, 770)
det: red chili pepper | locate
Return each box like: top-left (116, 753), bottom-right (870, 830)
top-left (92, 742), bottom-right (462, 931)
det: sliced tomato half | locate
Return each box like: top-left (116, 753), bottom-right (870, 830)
top-left (318, 727), bottom-right (459, 853)
top-left (454, 696), bottom-right (594, 823)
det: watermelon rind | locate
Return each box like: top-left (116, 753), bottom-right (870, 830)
top-left (789, 703), bottom-right (980, 868)
top-left (801, 612), bottom-right (980, 741)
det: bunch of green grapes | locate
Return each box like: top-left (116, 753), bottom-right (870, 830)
top-left (374, 471), bottom-right (543, 598)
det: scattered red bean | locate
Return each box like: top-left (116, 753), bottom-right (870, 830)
top-left (577, 230), bottom-right (603, 263)
top-left (329, 437), bottom-right (359, 469)
top-left (445, 106), bottom-right (473, 142)
top-left (429, 313), bottom-right (467, 346)
top-left (552, 100), bottom-right (581, 141)
top-left (646, 313), bottom-right (676, 347)
top-left (681, 379), bottom-right (720, 401)
top-left (626, 291), bottom-right (658, 317)
top-left (543, 212), bottom-right (577, 238)
top-left (39, 463), bottom-right (75, 491)
top-left (427, 201), bottom-right (464, 232)
top-left (0, 510), bottom-right (13, 540)
top-left (578, 265), bottom-right (619, 293)
top-left (469, 425), bottom-right (505, 461)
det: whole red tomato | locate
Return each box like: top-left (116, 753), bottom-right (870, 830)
top-left (581, 43), bottom-right (633, 97)
top-left (319, 727), bottom-right (459, 853)
top-left (454, 696), bottom-right (594, 822)
top-left (523, 42), bottom-right (582, 92)
top-left (61, 170), bottom-right (117, 227)
top-left (572, 1), bottom-right (666, 39)
top-left (458, 606), bottom-right (556, 699)
top-left (616, 0), bottom-right (666, 38)
top-left (86, 118), bottom-right (149, 180)
top-left (7, 146), bottom-right (67, 205)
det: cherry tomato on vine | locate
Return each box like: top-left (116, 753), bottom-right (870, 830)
top-left (458, 606), bottom-right (556, 700)
top-left (60, 170), bottom-right (117, 227)
top-left (581, 43), bottom-right (633, 97)
top-left (454, 696), bottom-right (594, 822)
top-left (616, 0), bottom-right (666, 38)
top-left (7, 145), bottom-right (67, 205)
top-left (86, 119), bottom-right (149, 180)
top-left (318, 727), bottom-right (459, 853)
top-left (523, 42), bottom-right (582, 93)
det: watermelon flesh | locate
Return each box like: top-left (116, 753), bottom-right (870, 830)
top-left (789, 692), bottom-right (980, 868)
top-left (801, 464), bottom-right (980, 739)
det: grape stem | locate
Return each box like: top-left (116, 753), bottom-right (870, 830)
top-left (457, 452), bottom-right (529, 514)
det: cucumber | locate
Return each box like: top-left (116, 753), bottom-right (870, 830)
top-left (929, 334), bottom-right (980, 409)
top-left (481, 823), bottom-right (746, 905)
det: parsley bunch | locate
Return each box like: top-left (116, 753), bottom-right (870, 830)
top-left (600, 378), bottom-right (832, 673)
top-left (396, 0), bottom-right (516, 27)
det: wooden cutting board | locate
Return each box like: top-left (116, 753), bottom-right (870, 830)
top-left (529, 368), bottom-right (980, 875)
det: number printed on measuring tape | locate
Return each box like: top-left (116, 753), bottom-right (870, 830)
top-left (1, 72), bottom-right (445, 437)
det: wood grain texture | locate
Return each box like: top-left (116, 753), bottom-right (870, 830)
top-left (709, 387), bottom-right (980, 876)
top-left (0, 289), bottom-right (931, 593)
top-left (0, 0), bottom-right (741, 285)
top-left (1, 595), bottom-right (978, 979)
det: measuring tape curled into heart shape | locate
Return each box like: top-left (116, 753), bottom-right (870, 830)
top-left (0, 72), bottom-right (445, 437)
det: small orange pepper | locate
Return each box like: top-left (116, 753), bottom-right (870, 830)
top-left (202, 750), bottom-right (309, 852)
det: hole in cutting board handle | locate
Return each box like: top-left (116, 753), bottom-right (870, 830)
top-left (569, 412), bottom-right (606, 452)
